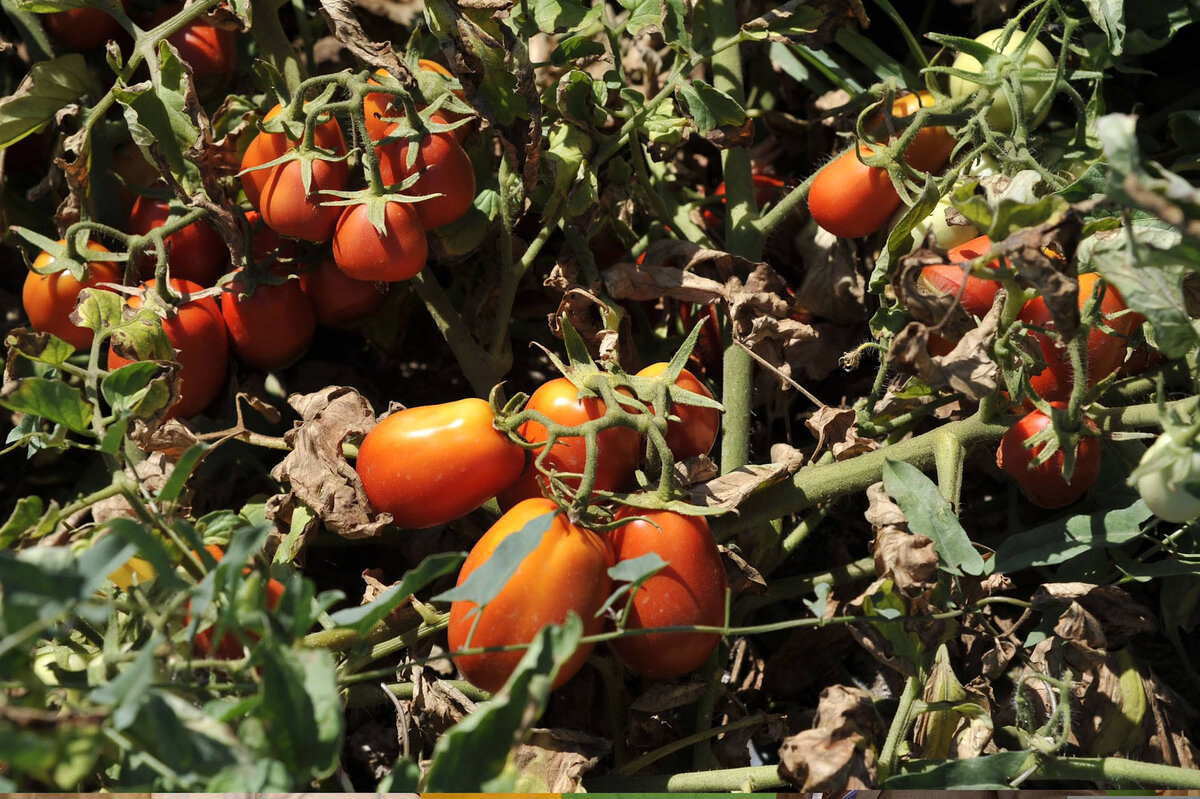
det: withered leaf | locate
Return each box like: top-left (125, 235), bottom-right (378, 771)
top-left (807, 406), bottom-right (878, 461)
top-left (890, 288), bottom-right (1003, 402)
top-left (777, 684), bottom-right (882, 792)
top-left (688, 455), bottom-right (801, 511)
top-left (872, 527), bottom-right (939, 596)
top-left (719, 545), bottom-right (768, 598)
top-left (628, 674), bottom-right (711, 713)
top-left (1032, 583), bottom-right (1157, 647)
top-left (512, 728), bottom-right (611, 792)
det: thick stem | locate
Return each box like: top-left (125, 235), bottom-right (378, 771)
top-left (249, 0), bottom-right (304, 94)
top-left (343, 679), bottom-right (490, 709)
top-left (410, 270), bottom-right (502, 397)
top-left (586, 764), bottom-right (787, 792)
top-left (878, 674), bottom-right (921, 782)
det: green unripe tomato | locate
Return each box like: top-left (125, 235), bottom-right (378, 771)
top-left (948, 29), bottom-right (1055, 132)
top-left (901, 196), bottom-right (980, 254)
top-left (1134, 431), bottom-right (1200, 523)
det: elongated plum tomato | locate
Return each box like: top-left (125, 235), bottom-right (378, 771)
top-left (363, 62), bottom-right (470, 143)
top-left (44, 0), bottom-right (129, 52)
top-left (1018, 273), bottom-right (1135, 402)
top-left (996, 405), bottom-right (1101, 509)
top-left (129, 196), bottom-right (227, 286)
top-left (356, 398), bottom-right (525, 528)
top-left (808, 91), bottom-right (954, 239)
top-left (23, 240), bottom-right (120, 351)
top-left (299, 256), bottom-right (388, 326)
top-left (498, 377), bottom-right (642, 508)
top-left (220, 270), bottom-right (316, 370)
top-left (919, 234), bottom-right (1005, 356)
top-left (701, 174), bottom-right (786, 232)
top-left (448, 498), bottom-right (612, 693)
top-left (190, 545), bottom-right (285, 659)
top-left (634, 363), bottom-right (720, 460)
top-left (149, 3), bottom-right (236, 96)
top-left (609, 508), bottom-right (727, 678)
top-left (948, 29), bottom-right (1055, 133)
top-left (107, 278), bottom-right (229, 419)
top-left (240, 104), bottom-right (348, 242)
top-left (376, 113), bottom-right (476, 230)
top-left (332, 201), bottom-right (428, 283)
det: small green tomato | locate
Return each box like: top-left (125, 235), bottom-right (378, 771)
top-left (1134, 430), bottom-right (1200, 523)
top-left (948, 28), bottom-right (1056, 132)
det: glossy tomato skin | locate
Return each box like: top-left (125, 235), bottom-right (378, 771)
top-left (448, 498), bottom-right (612, 693)
top-left (1018, 273), bottom-right (1135, 402)
top-left (376, 116), bottom-right (476, 230)
top-left (635, 363), bottom-right (720, 460)
top-left (220, 270), bottom-right (316, 370)
top-left (332, 201), bottom-right (428, 282)
top-left (701, 174), bottom-right (786, 231)
top-left (44, 0), bottom-right (128, 52)
top-left (299, 256), bottom-right (388, 326)
top-left (996, 406), bottom-right (1101, 509)
top-left (356, 398), bottom-right (526, 528)
top-left (150, 4), bottom-right (236, 96)
top-left (129, 196), bottom-right (227, 286)
top-left (1135, 432), bottom-right (1200, 523)
top-left (609, 508), bottom-right (727, 679)
top-left (191, 545), bottom-right (286, 659)
top-left (499, 377), bottom-right (642, 508)
top-left (22, 240), bottom-right (120, 351)
top-left (107, 278), bottom-right (229, 419)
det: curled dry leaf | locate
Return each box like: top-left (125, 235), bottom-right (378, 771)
top-left (896, 248), bottom-right (976, 340)
top-left (866, 482), bottom-right (938, 596)
top-left (267, 386), bottom-right (393, 540)
top-left (913, 644), bottom-right (967, 760)
top-left (719, 545), bottom-right (768, 598)
top-left (545, 259), bottom-right (637, 367)
top-left (672, 453), bottom-right (719, 487)
top-left (92, 453), bottom-right (181, 524)
top-left (512, 728), bottom-right (611, 792)
top-left (890, 288), bottom-right (1004, 402)
top-left (688, 447), bottom-right (804, 511)
top-left (1032, 583), bottom-right (1157, 649)
top-left (317, 0), bottom-right (408, 82)
top-left (777, 684), bottom-right (883, 792)
top-left (807, 406), bottom-right (879, 461)
top-left (128, 418), bottom-right (199, 459)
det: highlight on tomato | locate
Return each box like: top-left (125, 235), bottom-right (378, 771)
top-left (996, 405), bottom-right (1101, 509)
top-left (332, 200), bottom-right (428, 283)
top-left (355, 398), bottom-right (526, 529)
top-left (129, 195), bottom-right (227, 286)
top-left (22, 239), bottom-right (121, 351)
top-left (634, 363), bottom-right (721, 461)
top-left (608, 508), bottom-right (727, 679)
top-left (107, 278), bottom-right (230, 419)
top-left (220, 270), bottom-right (316, 371)
top-left (299, 256), bottom-right (389, 326)
top-left (447, 498), bottom-right (612, 693)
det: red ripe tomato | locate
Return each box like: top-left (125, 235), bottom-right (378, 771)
top-left (107, 278), bottom-right (229, 419)
top-left (1018, 273), bottom-right (1136, 402)
top-left (244, 210), bottom-right (301, 267)
top-left (448, 498), bottom-right (612, 693)
top-left (332, 201), bottom-right (428, 283)
top-left (363, 62), bottom-right (470, 144)
top-left (499, 377), bottom-right (642, 507)
top-left (240, 104), bottom-right (347, 242)
top-left (376, 115), bottom-right (476, 230)
top-left (190, 544), bottom-right (285, 659)
top-left (635, 363), bottom-right (720, 460)
top-left (22, 240), bottom-right (121, 351)
top-left (149, 4), bottom-right (236, 96)
top-left (808, 91), bottom-right (953, 239)
top-left (996, 405), bottom-right (1101, 508)
top-left (701, 173), bottom-right (787, 231)
top-left (918, 264), bottom-right (1001, 319)
top-left (44, 0), bottom-right (128, 52)
top-left (129, 196), bottom-right (227, 286)
top-left (299, 256), bottom-right (388, 326)
top-left (609, 508), bottom-right (727, 678)
top-left (355, 398), bottom-right (526, 528)
top-left (220, 270), bottom-right (316, 370)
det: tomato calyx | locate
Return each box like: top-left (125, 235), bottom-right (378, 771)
top-left (17, 228), bottom-right (122, 283)
top-left (1012, 401), bottom-right (1098, 483)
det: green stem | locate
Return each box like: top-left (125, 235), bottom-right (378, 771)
top-left (617, 712), bottom-right (779, 776)
top-left (586, 764), bottom-right (787, 792)
top-left (248, 0), bottom-right (304, 94)
top-left (735, 555), bottom-right (875, 620)
top-left (877, 674), bottom-right (920, 782)
top-left (343, 679), bottom-right (490, 709)
top-left (934, 429), bottom-right (965, 510)
top-left (410, 270), bottom-right (501, 397)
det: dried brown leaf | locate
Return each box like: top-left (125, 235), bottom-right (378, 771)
top-left (512, 728), bottom-right (610, 792)
top-left (628, 674), bottom-right (710, 713)
top-left (92, 453), bottom-right (181, 524)
top-left (808, 406), bottom-right (878, 461)
top-left (777, 684), bottom-right (882, 792)
top-left (719, 545), bottom-right (768, 598)
top-left (1032, 583), bottom-right (1157, 647)
top-left (871, 527), bottom-right (938, 596)
top-left (891, 288), bottom-right (1004, 402)
top-left (687, 457), bottom-right (799, 511)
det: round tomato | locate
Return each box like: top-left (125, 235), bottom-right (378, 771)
top-left (355, 398), bottom-right (526, 528)
top-left (107, 278), bottom-right (229, 419)
top-left (499, 377), bottom-right (642, 507)
top-left (149, 4), bottom-right (236, 96)
top-left (23, 239), bottom-right (121, 351)
top-left (376, 115), bottom-right (475, 230)
top-left (1134, 431), bottom-right (1200, 523)
top-left (220, 270), bottom-right (316, 370)
top-left (701, 173), bottom-right (787, 232)
top-left (905, 196), bottom-right (979, 254)
top-left (448, 498), bottom-right (612, 693)
top-left (635, 363), bottom-right (720, 461)
top-left (947, 28), bottom-right (1055, 132)
top-left (608, 508), bottom-right (727, 678)
top-left (1018, 273), bottom-right (1135, 402)
top-left (299, 256), bottom-right (388, 326)
top-left (44, 0), bottom-right (128, 52)
top-left (332, 201), bottom-right (428, 283)
top-left (129, 196), bottom-right (227, 285)
top-left (190, 545), bottom-right (285, 659)
top-left (996, 405), bottom-right (1101, 509)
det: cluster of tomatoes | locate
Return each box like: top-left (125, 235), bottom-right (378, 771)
top-left (353, 366), bottom-right (727, 690)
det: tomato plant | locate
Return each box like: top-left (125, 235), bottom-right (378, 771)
top-left (608, 507), bottom-right (727, 678)
top-left (129, 195), bottom-right (227, 285)
top-left (447, 498), bottom-right (612, 693)
top-left (189, 545), bottom-right (286, 660)
top-left (356, 398), bottom-right (526, 528)
top-left (635, 362), bottom-right (720, 460)
top-left (220, 270), bottom-right (316, 370)
top-left (996, 406), bottom-right (1101, 508)
top-left (947, 28), bottom-right (1056, 132)
top-left (332, 200), bottom-right (428, 282)
top-left (298, 255), bottom-right (388, 326)
top-left (107, 278), bottom-right (229, 419)
top-left (148, 3), bottom-right (237, 96)
top-left (363, 61), bottom-right (470, 143)
top-left (1133, 429), bottom-right (1200, 523)
top-left (22, 239), bottom-right (120, 351)
top-left (375, 115), bottom-right (476, 230)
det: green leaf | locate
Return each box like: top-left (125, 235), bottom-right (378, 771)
top-left (676, 80), bottom-right (749, 142)
top-left (0, 494), bottom-right (44, 548)
top-left (516, 0), bottom-right (594, 34)
top-left (882, 459), bottom-right (988, 576)
top-left (328, 551), bottom-right (465, 633)
top-left (0, 377), bottom-right (93, 434)
top-left (432, 511), bottom-right (555, 607)
top-left (0, 54), bottom-right (98, 149)
top-left (598, 552), bottom-right (668, 618)
top-left (992, 498), bottom-right (1150, 573)
top-left (208, 759), bottom-right (294, 792)
top-left (423, 615), bottom-right (584, 791)
top-left (87, 636), bottom-right (161, 730)
top-left (6, 327), bottom-right (77, 367)
top-left (884, 751), bottom-right (1035, 788)
top-left (619, 0), bottom-right (663, 38)
top-left (256, 643), bottom-right (344, 780)
top-left (835, 28), bottom-right (918, 86)
top-left (157, 443), bottom-right (209, 506)
top-left (1082, 0), bottom-right (1126, 55)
